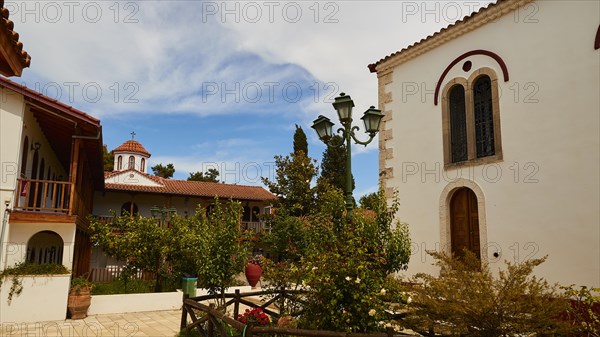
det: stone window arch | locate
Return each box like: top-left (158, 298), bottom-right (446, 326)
top-left (442, 67), bottom-right (503, 168)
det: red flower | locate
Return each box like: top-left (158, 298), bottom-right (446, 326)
top-left (236, 307), bottom-right (271, 326)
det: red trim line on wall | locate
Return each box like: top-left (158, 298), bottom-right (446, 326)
top-left (434, 50), bottom-right (510, 106)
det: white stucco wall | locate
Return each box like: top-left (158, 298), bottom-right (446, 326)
top-left (113, 153), bottom-right (149, 173)
top-left (0, 274), bottom-right (70, 323)
top-left (382, 0), bottom-right (599, 287)
top-left (0, 88), bottom-right (25, 272)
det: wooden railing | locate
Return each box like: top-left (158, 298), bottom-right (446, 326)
top-left (241, 221), bottom-right (270, 234)
top-left (181, 289), bottom-right (411, 337)
top-left (13, 178), bottom-right (71, 213)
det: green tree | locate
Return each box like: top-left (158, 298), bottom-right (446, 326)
top-left (261, 151), bottom-right (318, 217)
top-left (319, 135), bottom-right (354, 193)
top-left (102, 144), bottom-right (115, 172)
top-left (358, 192), bottom-right (378, 210)
top-left (293, 124), bottom-right (308, 155)
top-left (151, 163), bottom-right (175, 178)
top-left (89, 199), bottom-right (248, 296)
top-left (195, 199), bottom-right (250, 304)
top-left (187, 168), bottom-right (220, 182)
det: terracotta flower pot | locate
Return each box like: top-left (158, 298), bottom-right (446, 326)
top-left (67, 287), bottom-right (91, 319)
top-left (245, 262), bottom-right (262, 288)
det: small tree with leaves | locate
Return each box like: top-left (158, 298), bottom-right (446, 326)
top-left (358, 192), bottom-right (378, 210)
top-left (102, 144), bottom-right (115, 172)
top-left (262, 151), bottom-right (318, 217)
top-left (151, 163), bottom-right (175, 178)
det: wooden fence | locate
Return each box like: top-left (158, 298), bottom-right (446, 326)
top-left (180, 289), bottom-right (412, 337)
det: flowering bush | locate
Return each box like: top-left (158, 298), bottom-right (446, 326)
top-left (248, 255), bottom-right (264, 267)
top-left (237, 308), bottom-right (270, 326)
top-left (263, 188), bottom-right (411, 332)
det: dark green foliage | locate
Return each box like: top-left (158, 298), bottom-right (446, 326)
top-left (261, 151), bottom-right (318, 217)
top-left (187, 168), bottom-right (220, 182)
top-left (102, 144), bottom-right (115, 172)
top-left (358, 192), bottom-right (378, 210)
top-left (293, 124), bottom-right (308, 155)
top-left (319, 135), bottom-right (354, 193)
top-left (151, 163), bottom-right (175, 178)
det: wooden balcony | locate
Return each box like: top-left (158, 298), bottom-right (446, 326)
top-left (10, 178), bottom-right (92, 226)
top-left (13, 178), bottom-right (71, 213)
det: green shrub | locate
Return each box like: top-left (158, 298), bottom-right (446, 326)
top-left (402, 251), bottom-right (571, 337)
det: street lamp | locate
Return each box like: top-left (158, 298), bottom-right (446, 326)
top-left (150, 206), bottom-right (177, 227)
top-left (312, 92), bottom-right (383, 222)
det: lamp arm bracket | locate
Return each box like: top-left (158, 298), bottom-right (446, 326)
top-left (324, 128), bottom-right (347, 148)
top-left (350, 127), bottom-right (376, 146)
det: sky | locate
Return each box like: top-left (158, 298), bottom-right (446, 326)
top-left (9, 0), bottom-right (494, 199)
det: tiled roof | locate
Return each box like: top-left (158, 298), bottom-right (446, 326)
top-left (368, 0), bottom-right (529, 73)
top-left (104, 170), bottom-right (276, 201)
top-left (113, 140), bottom-right (151, 156)
top-left (0, 76), bottom-right (100, 125)
top-left (0, 0), bottom-right (31, 75)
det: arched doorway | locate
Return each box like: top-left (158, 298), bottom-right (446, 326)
top-left (450, 187), bottom-right (481, 259)
top-left (120, 202), bottom-right (139, 216)
top-left (27, 230), bottom-right (64, 265)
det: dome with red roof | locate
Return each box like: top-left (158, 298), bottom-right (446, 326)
top-left (113, 139), bottom-right (151, 157)
top-left (112, 138), bottom-right (151, 173)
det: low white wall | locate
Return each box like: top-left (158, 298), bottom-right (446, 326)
top-left (0, 274), bottom-right (70, 323)
top-left (88, 286), bottom-right (254, 315)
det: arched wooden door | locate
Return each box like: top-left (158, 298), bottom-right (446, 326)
top-left (450, 187), bottom-right (480, 259)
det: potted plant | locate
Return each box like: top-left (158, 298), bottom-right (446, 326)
top-left (245, 255), bottom-right (263, 288)
top-left (67, 275), bottom-right (92, 319)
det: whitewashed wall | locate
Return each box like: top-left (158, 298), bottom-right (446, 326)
top-left (382, 0), bottom-right (599, 287)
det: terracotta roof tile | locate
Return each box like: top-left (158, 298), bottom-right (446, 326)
top-left (113, 140), bottom-right (151, 157)
top-left (0, 77), bottom-right (100, 125)
top-left (104, 170), bottom-right (276, 201)
top-left (368, 0), bottom-right (514, 73)
top-left (0, 1), bottom-right (31, 74)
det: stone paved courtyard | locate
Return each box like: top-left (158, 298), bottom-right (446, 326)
top-left (1, 310), bottom-right (181, 337)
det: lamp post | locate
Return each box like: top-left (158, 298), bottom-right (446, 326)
top-left (311, 92), bottom-right (383, 222)
top-left (150, 206), bottom-right (177, 227)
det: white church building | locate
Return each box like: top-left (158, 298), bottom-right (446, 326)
top-left (369, 0), bottom-right (599, 287)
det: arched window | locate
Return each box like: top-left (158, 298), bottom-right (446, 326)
top-left (117, 155), bottom-right (123, 170)
top-left (128, 156), bottom-right (135, 169)
top-left (140, 158), bottom-right (146, 173)
top-left (27, 230), bottom-right (64, 265)
top-left (442, 68), bottom-right (502, 167)
top-left (449, 85), bottom-right (467, 163)
top-left (121, 202), bottom-right (138, 216)
top-left (473, 75), bottom-right (495, 158)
